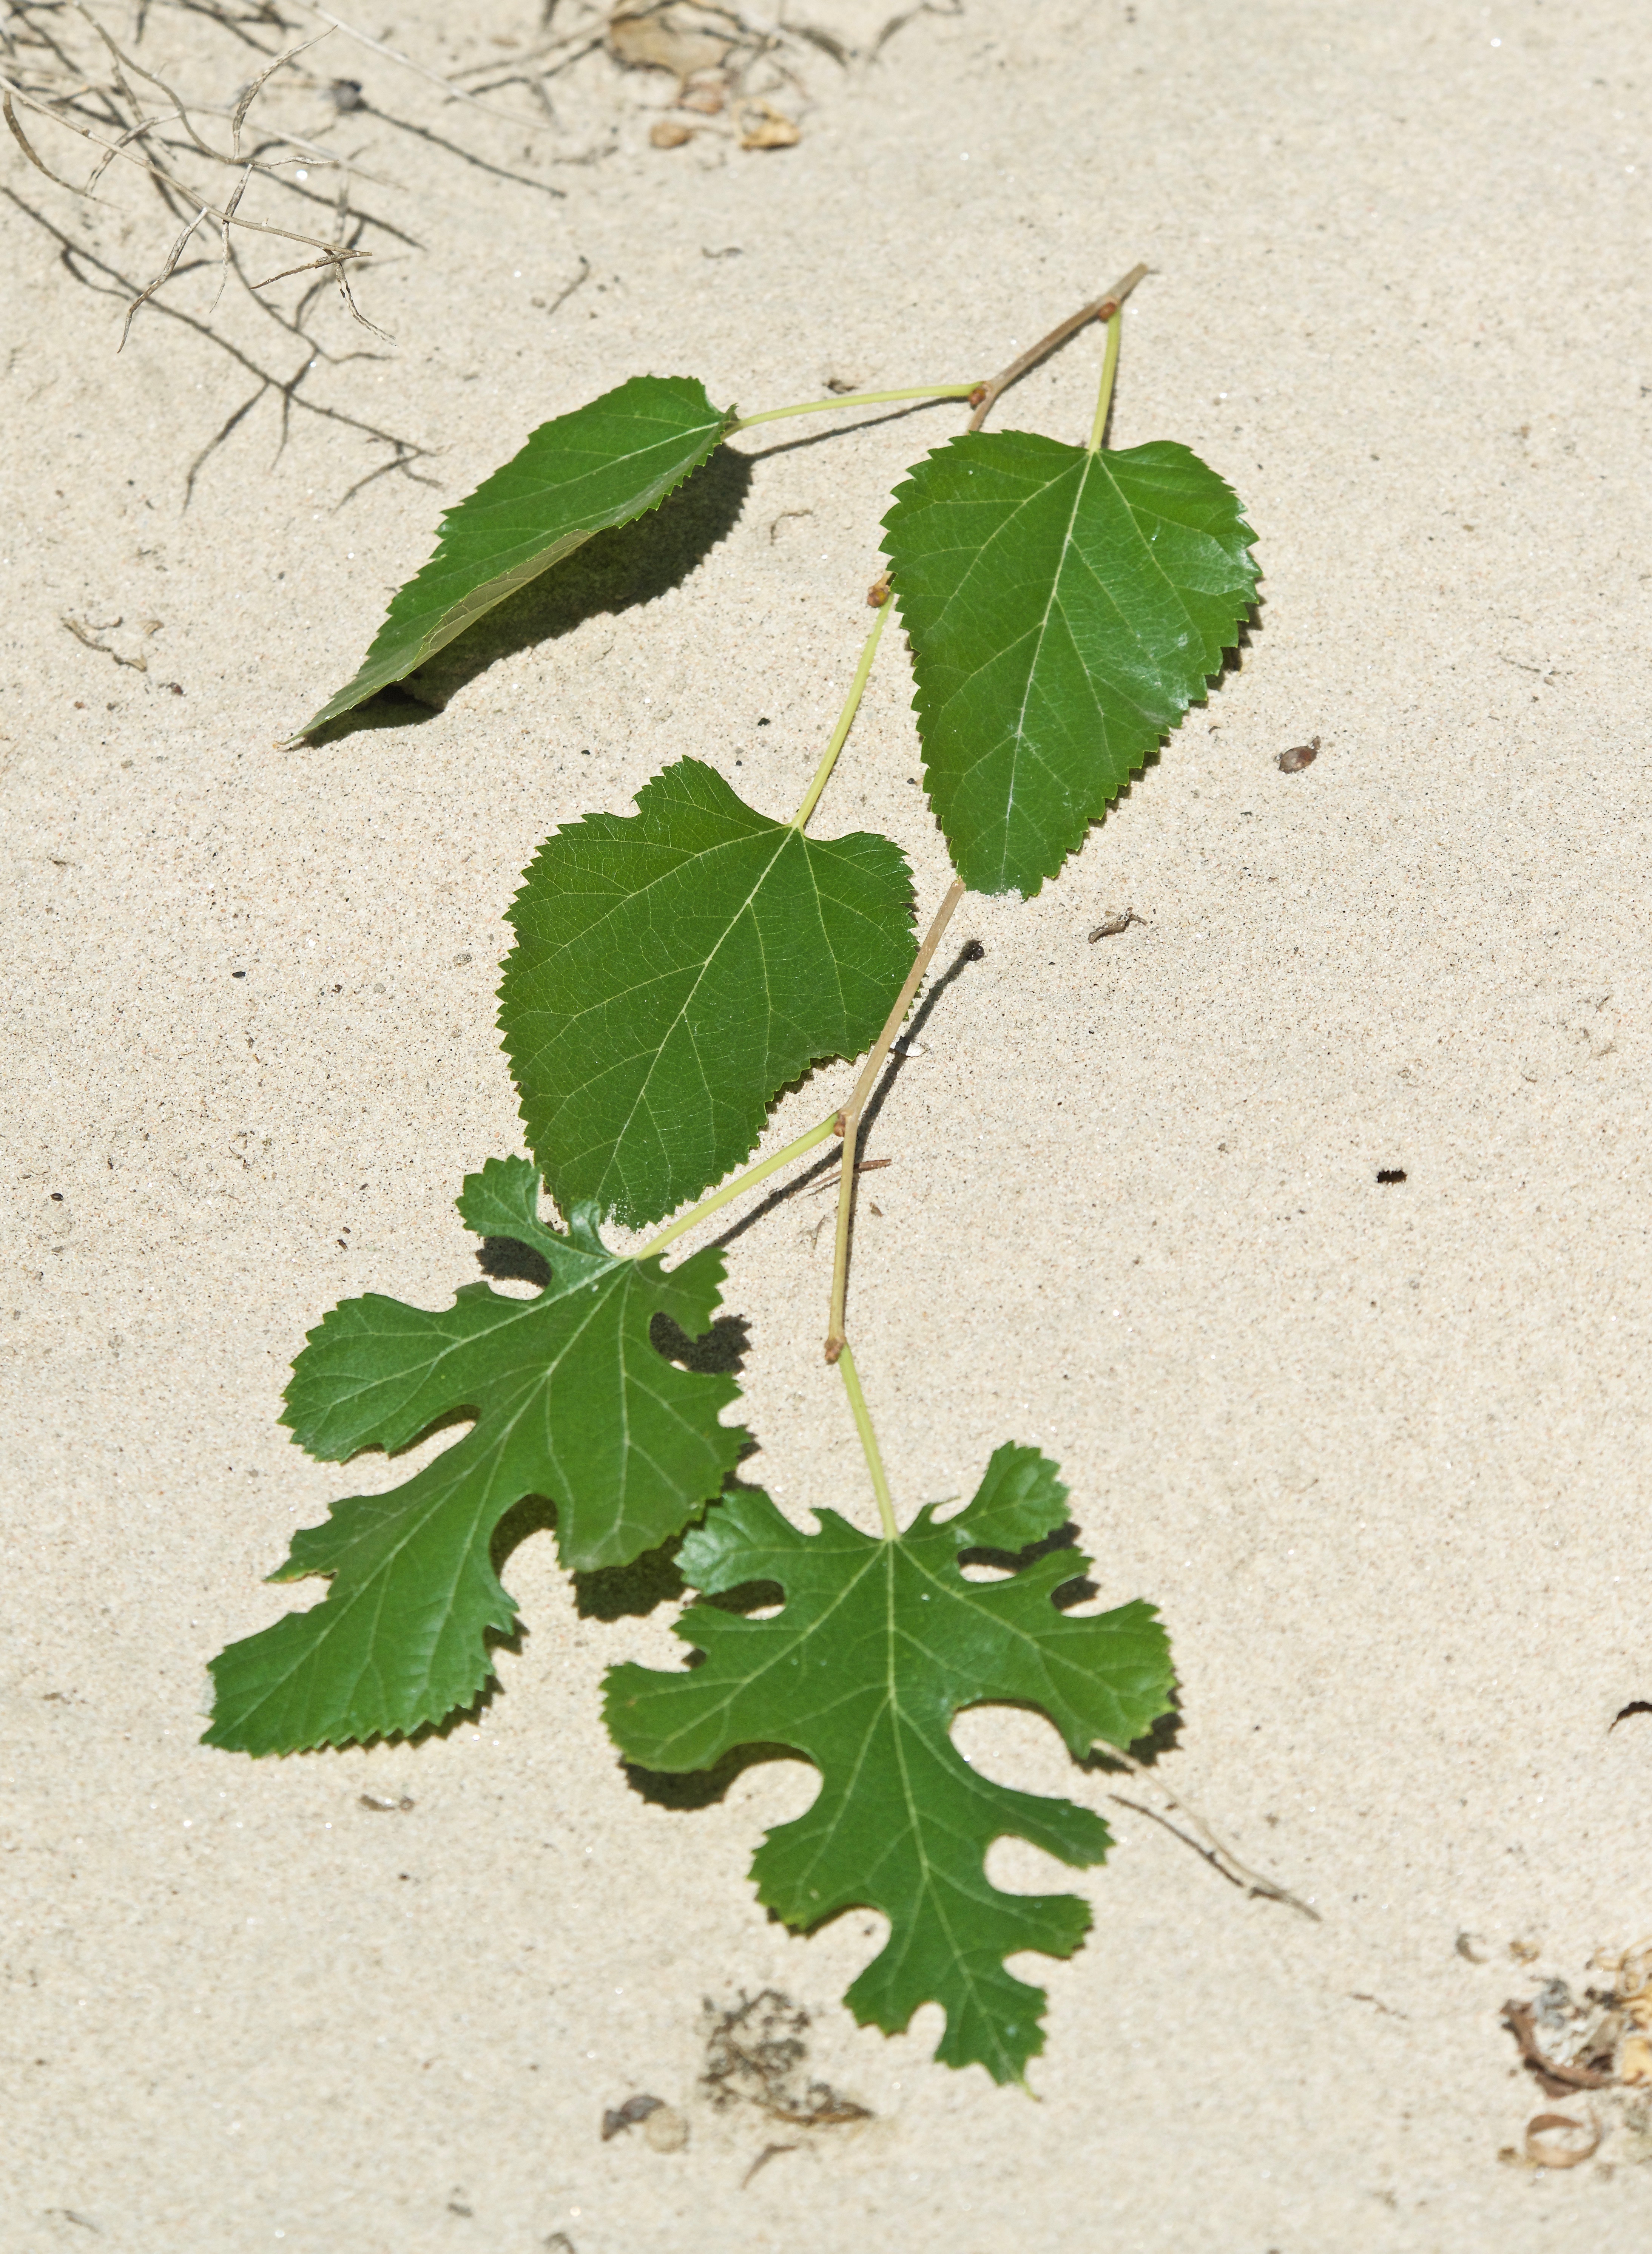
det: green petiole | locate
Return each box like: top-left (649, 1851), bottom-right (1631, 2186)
top-left (1086, 300), bottom-right (1124, 455)
top-left (727, 382), bottom-right (981, 433)
top-left (836, 1343), bottom-right (899, 1540)
top-left (631, 1111), bottom-right (840, 1263)
top-left (791, 600), bottom-right (890, 832)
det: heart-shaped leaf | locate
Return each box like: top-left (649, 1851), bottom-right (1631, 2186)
top-left (499, 758), bottom-right (915, 1230)
top-left (882, 430), bottom-right (1258, 895)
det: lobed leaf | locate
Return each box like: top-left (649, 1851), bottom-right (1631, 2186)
top-left (205, 1159), bottom-right (747, 1755)
top-left (605, 1443), bottom-right (1174, 2083)
top-left (299, 375), bottom-right (734, 735)
top-left (882, 430), bottom-right (1259, 895)
top-left (499, 757), bottom-right (916, 1230)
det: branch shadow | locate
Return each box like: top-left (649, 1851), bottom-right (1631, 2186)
top-left (707, 934), bottom-right (991, 1256)
top-left (307, 444), bottom-right (755, 743)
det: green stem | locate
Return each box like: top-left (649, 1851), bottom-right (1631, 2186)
top-left (1086, 303), bottom-right (1124, 455)
top-left (791, 602), bottom-right (890, 832)
top-left (632, 1112), bottom-right (839, 1262)
top-left (836, 1342), bottom-right (899, 1540)
top-left (727, 382), bottom-right (981, 434)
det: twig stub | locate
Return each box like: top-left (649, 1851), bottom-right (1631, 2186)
top-left (967, 262), bottom-right (1149, 434)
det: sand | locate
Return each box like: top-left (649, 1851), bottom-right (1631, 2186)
top-left (5, 0), bottom-right (1652, 2245)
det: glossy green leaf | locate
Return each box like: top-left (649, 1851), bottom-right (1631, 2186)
top-left (299, 375), bottom-right (733, 735)
top-left (205, 1159), bottom-right (747, 1755)
top-left (499, 757), bottom-right (916, 1230)
top-left (882, 430), bottom-right (1259, 895)
top-left (605, 1443), bottom-right (1175, 2083)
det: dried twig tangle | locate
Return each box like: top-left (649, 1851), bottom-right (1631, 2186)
top-left (0, 13), bottom-right (377, 350)
top-left (1, 181), bottom-right (431, 506)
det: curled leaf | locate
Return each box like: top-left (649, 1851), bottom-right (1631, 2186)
top-left (1524, 2112), bottom-right (1599, 2169)
top-left (299, 375), bottom-right (733, 734)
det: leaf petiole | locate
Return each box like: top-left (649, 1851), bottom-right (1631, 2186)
top-left (726, 383), bottom-right (981, 433)
top-left (791, 601), bottom-right (890, 831)
top-left (835, 1342), bottom-right (898, 1540)
top-left (1086, 297), bottom-right (1125, 455)
top-left (631, 1111), bottom-right (841, 1263)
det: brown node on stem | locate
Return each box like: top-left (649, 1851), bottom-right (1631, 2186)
top-left (967, 384), bottom-right (988, 409)
top-left (865, 571), bottom-right (892, 609)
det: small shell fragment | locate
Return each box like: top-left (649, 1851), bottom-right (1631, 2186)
top-left (1277, 735), bottom-right (1321, 773)
top-left (649, 119), bottom-right (694, 147)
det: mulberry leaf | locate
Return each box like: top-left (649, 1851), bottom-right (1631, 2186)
top-left (205, 1159), bottom-right (746, 1754)
top-left (882, 430), bottom-right (1258, 895)
top-left (604, 1443), bottom-right (1175, 2082)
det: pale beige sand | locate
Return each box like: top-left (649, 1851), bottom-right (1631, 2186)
top-left (5, 0), bottom-right (1652, 2245)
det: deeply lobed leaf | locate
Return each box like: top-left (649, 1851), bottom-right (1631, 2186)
top-left (299, 375), bottom-right (734, 735)
top-left (605, 1442), bottom-right (1174, 2083)
top-left (205, 1160), bottom-right (747, 1755)
top-left (499, 758), bottom-right (916, 1229)
top-left (882, 430), bottom-right (1259, 895)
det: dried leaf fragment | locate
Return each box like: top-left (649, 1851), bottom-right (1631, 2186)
top-left (62, 614), bottom-right (147, 672)
top-left (649, 119), bottom-right (695, 146)
top-left (1524, 2112), bottom-right (1600, 2169)
top-left (1620, 2035), bottom-right (1652, 2087)
top-left (609, 4), bottom-right (735, 79)
top-left (1277, 735), bottom-right (1320, 773)
top-left (1502, 1997), bottom-right (1614, 2095)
